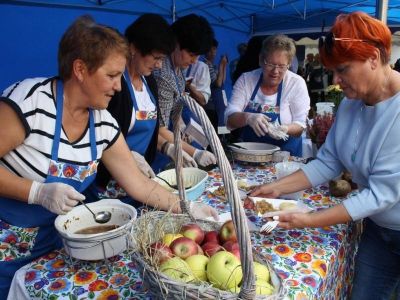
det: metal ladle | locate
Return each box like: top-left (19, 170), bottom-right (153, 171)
top-left (78, 199), bottom-right (111, 224)
top-left (155, 175), bottom-right (178, 190)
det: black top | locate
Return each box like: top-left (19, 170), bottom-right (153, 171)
top-left (95, 74), bottom-right (160, 188)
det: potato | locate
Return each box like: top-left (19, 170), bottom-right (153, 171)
top-left (329, 179), bottom-right (352, 197)
top-left (279, 202), bottom-right (297, 211)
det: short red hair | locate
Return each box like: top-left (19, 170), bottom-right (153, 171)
top-left (319, 11), bottom-right (392, 68)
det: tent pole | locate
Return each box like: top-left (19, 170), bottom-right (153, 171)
top-left (376, 0), bottom-right (388, 24)
top-left (171, 0), bottom-right (176, 22)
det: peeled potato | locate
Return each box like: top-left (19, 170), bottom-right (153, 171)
top-left (329, 179), bottom-right (351, 197)
top-left (279, 202), bottom-right (297, 211)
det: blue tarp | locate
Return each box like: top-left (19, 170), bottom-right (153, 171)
top-left (1, 0), bottom-right (399, 92)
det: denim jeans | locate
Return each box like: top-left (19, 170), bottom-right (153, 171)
top-left (350, 218), bottom-right (400, 300)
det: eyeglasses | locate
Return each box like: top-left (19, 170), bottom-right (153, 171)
top-left (263, 60), bottom-right (289, 72)
top-left (150, 53), bottom-right (165, 63)
top-left (318, 32), bottom-right (367, 55)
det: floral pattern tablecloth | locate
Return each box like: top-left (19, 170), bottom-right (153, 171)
top-left (22, 163), bottom-right (361, 300)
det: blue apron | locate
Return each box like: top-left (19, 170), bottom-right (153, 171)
top-left (124, 70), bottom-right (158, 156)
top-left (0, 80), bottom-right (98, 298)
top-left (241, 74), bottom-right (302, 156)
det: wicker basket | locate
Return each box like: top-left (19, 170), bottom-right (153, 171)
top-left (130, 94), bottom-right (286, 299)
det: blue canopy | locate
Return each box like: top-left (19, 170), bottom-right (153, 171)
top-left (1, 0), bottom-right (399, 91)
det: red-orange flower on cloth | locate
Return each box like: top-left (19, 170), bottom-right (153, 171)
top-left (89, 279), bottom-right (109, 291)
top-left (273, 244), bottom-right (294, 257)
top-left (294, 252), bottom-right (312, 262)
top-left (109, 274), bottom-right (129, 286)
top-left (73, 271), bottom-right (97, 285)
top-left (97, 289), bottom-right (119, 300)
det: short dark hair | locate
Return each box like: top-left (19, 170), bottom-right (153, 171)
top-left (212, 38), bottom-right (219, 48)
top-left (171, 14), bottom-right (214, 55)
top-left (58, 15), bottom-right (128, 80)
top-left (124, 13), bottom-right (175, 56)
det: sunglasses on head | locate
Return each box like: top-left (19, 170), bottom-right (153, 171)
top-left (318, 32), bottom-right (367, 55)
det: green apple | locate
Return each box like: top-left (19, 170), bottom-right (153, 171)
top-left (185, 254), bottom-right (209, 281)
top-left (159, 257), bottom-right (195, 283)
top-left (162, 233), bottom-right (183, 247)
top-left (253, 261), bottom-right (270, 282)
top-left (255, 279), bottom-right (274, 295)
top-left (207, 251), bottom-right (242, 290)
top-left (228, 285), bottom-right (240, 294)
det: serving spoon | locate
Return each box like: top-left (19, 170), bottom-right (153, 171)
top-left (155, 175), bottom-right (178, 190)
top-left (77, 199), bottom-right (111, 224)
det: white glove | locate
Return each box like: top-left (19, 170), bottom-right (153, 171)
top-left (131, 151), bottom-right (155, 178)
top-left (28, 181), bottom-right (85, 215)
top-left (245, 113), bottom-right (271, 137)
top-left (164, 143), bottom-right (198, 168)
top-left (267, 122), bottom-right (289, 140)
top-left (193, 149), bottom-right (217, 167)
top-left (189, 201), bottom-right (219, 221)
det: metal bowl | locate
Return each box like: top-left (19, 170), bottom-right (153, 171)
top-left (229, 142), bottom-right (280, 163)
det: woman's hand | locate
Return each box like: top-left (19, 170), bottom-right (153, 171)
top-left (190, 201), bottom-right (219, 221)
top-left (249, 183), bottom-right (281, 199)
top-left (164, 143), bottom-right (198, 167)
top-left (193, 149), bottom-right (217, 167)
top-left (245, 113), bottom-right (271, 137)
top-left (276, 212), bottom-right (312, 229)
top-left (131, 151), bottom-right (155, 178)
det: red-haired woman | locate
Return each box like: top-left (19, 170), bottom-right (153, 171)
top-left (250, 11), bottom-right (400, 299)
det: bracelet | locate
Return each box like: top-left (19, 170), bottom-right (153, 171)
top-left (160, 141), bottom-right (169, 154)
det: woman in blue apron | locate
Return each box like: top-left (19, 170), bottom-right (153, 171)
top-left (226, 34), bottom-right (310, 157)
top-left (0, 16), bottom-right (218, 298)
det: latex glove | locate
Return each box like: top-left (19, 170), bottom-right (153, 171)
top-left (193, 149), bottom-right (217, 167)
top-left (267, 122), bottom-right (289, 140)
top-left (28, 181), bottom-right (85, 215)
top-left (164, 143), bottom-right (198, 168)
top-left (131, 151), bottom-right (155, 178)
top-left (245, 113), bottom-right (271, 137)
top-left (190, 201), bottom-right (219, 221)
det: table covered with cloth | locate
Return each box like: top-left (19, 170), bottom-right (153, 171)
top-left (10, 163), bottom-right (361, 300)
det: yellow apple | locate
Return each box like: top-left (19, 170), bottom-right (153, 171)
top-left (162, 233), bottom-right (183, 247)
top-left (207, 251), bottom-right (242, 290)
top-left (185, 254), bottom-right (209, 281)
top-left (254, 261), bottom-right (270, 282)
top-left (159, 257), bottom-right (195, 283)
top-left (255, 279), bottom-right (274, 295)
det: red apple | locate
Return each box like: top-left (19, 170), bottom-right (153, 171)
top-left (203, 230), bottom-right (220, 245)
top-left (222, 241), bottom-right (240, 260)
top-left (219, 220), bottom-right (237, 244)
top-left (202, 242), bottom-right (223, 257)
top-left (170, 237), bottom-right (198, 259)
top-left (197, 244), bottom-right (204, 256)
top-left (148, 242), bottom-right (174, 264)
top-left (180, 223), bottom-right (205, 245)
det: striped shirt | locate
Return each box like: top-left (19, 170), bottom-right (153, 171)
top-left (1, 77), bottom-right (120, 182)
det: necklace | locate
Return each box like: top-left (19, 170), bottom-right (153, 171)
top-left (351, 105), bottom-right (364, 162)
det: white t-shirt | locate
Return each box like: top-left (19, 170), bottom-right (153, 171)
top-left (225, 68), bottom-right (310, 127)
top-left (184, 60), bottom-right (211, 103)
top-left (1, 77), bottom-right (120, 182)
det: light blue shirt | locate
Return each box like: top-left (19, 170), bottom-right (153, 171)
top-left (302, 92), bottom-right (400, 230)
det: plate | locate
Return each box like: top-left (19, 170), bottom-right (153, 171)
top-left (205, 212), bottom-right (259, 232)
top-left (249, 197), bottom-right (311, 218)
top-left (208, 185), bottom-right (247, 200)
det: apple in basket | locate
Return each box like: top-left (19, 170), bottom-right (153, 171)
top-left (203, 230), bottom-right (220, 245)
top-left (148, 242), bottom-right (174, 264)
top-left (180, 223), bottom-right (205, 244)
top-left (162, 233), bottom-right (183, 247)
top-left (201, 242), bottom-right (223, 257)
top-left (207, 251), bottom-right (243, 290)
top-left (254, 261), bottom-right (270, 282)
top-left (219, 220), bottom-right (237, 244)
top-left (222, 241), bottom-right (240, 260)
top-left (170, 237), bottom-right (198, 259)
top-left (159, 257), bottom-right (195, 283)
top-left (185, 254), bottom-right (210, 282)
top-left (255, 279), bottom-right (274, 295)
